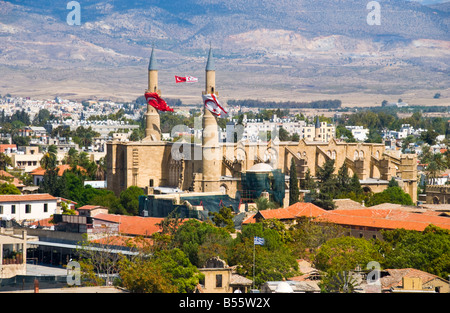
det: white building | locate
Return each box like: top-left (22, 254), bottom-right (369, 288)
top-left (0, 194), bottom-right (58, 223)
top-left (346, 126), bottom-right (369, 142)
top-left (226, 115), bottom-right (335, 143)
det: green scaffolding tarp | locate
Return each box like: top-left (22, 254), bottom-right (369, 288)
top-left (139, 194), bottom-right (241, 221)
top-left (240, 169), bottom-right (285, 206)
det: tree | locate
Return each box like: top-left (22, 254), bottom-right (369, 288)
top-left (229, 222), bottom-right (299, 287)
top-left (420, 128), bottom-right (438, 146)
top-left (300, 168), bottom-right (316, 190)
top-left (40, 151), bottom-right (57, 170)
top-left (209, 206), bottom-right (235, 233)
top-left (349, 173), bottom-right (363, 194)
top-left (289, 158), bottom-right (300, 206)
top-left (129, 128), bottom-right (144, 141)
top-left (119, 186), bottom-right (145, 215)
top-left (172, 219), bottom-right (232, 267)
top-left (336, 162), bottom-right (350, 192)
top-left (278, 127), bottom-right (290, 141)
top-left (313, 236), bottom-right (382, 274)
top-left (313, 159), bottom-right (337, 210)
top-left (60, 200), bottom-right (76, 215)
top-left (72, 126), bottom-right (100, 148)
top-left (336, 125), bottom-right (355, 142)
top-left (0, 182), bottom-right (21, 195)
top-left (255, 196), bottom-right (277, 211)
top-left (0, 153), bottom-right (12, 171)
top-left (63, 148), bottom-right (79, 166)
top-left (90, 193), bottom-right (125, 215)
top-left (39, 166), bottom-right (65, 197)
top-left (291, 133), bottom-right (300, 142)
top-left (366, 186), bottom-right (414, 207)
top-left (77, 232), bottom-right (124, 286)
top-left (290, 216), bottom-right (346, 259)
top-left (388, 177), bottom-right (399, 188)
top-left (32, 109), bottom-right (51, 126)
top-left (379, 225), bottom-right (450, 279)
top-left (118, 256), bottom-right (177, 293)
top-left (365, 128), bottom-right (382, 144)
top-left (118, 247), bottom-right (203, 293)
top-left (152, 248), bottom-right (204, 293)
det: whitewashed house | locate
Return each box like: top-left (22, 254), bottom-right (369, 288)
top-left (0, 194), bottom-right (58, 223)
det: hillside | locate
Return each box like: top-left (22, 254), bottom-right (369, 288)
top-left (0, 0), bottom-right (448, 106)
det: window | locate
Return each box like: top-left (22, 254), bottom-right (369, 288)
top-left (26, 204), bottom-right (31, 214)
top-left (11, 205), bottom-right (15, 214)
top-left (0, 205), bottom-right (3, 214)
top-left (44, 203), bottom-right (48, 213)
top-left (216, 274), bottom-right (223, 288)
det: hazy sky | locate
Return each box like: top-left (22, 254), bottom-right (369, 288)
top-left (408, 0), bottom-right (449, 4)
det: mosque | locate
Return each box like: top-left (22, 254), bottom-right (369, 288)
top-left (105, 48), bottom-right (418, 215)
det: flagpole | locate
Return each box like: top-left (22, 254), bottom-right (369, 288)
top-left (253, 238), bottom-right (255, 290)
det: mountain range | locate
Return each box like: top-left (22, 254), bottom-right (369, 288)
top-left (0, 0), bottom-right (448, 106)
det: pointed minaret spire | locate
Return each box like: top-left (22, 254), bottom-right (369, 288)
top-left (315, 116), bottom-right (320, 129)
top-left (148, 46), bottom-right (158, 71)
top-left (205, 46), bottom-right (216, 95)
top-left (205, 45), bottom-right (215, 71)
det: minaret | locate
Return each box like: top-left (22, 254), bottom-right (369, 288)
top-left (314, 116), bottom-right (321, 142)
top-left (144, 47), bottom-right (162, 141)
top-left (201, 47), bottom-right (221, 193)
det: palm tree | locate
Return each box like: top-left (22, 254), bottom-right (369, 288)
top-left (426, 161), bottom-right (440, 185)
top-left (94, 157), bottom-right (106, 180)
top-left (63, 147), bottom-right (79, 166)
top-left (40, 151), bottom-right (57, 170)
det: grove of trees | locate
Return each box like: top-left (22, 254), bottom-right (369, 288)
top-left (75, 214), bottom-right (450, 292)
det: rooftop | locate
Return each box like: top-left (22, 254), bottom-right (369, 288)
top-left (0, 193), bottom-right (57, 203)
top-left (243, 201), bottom-right (450, 232)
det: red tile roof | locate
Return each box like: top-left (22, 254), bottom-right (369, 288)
top-left (77, 205), bottom-right (105, 211)
top-left (0, 144), bottom-right (16, 153)
top-left (93, 214), bottom-right (167, 237)
top-left (30, 164), bottom-right (86, 176)
top-left (243, 202), bottom-right (328, 224)
top-left (30, 217), bottom-right (54, 228)
top-left (243, 202), bottom-right (450, 232)
top-left (91, 235), bottom-right (153, 248)
top-left (0, 193), bottom-right (57, 202)
top-left (0, 170), bottom-right (25, 187)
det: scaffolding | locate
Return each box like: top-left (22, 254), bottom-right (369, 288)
top-left (240, 169), bottom-right (285, 206)
top-left (139, 194), bottom-right (241, 220)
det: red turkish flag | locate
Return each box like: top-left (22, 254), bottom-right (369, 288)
top-left (175, 75), bottom-right (198, 83)
top-left (175, 76), bottom-right (186, 83)
top-left (144, 92), bottom-right (174, 112)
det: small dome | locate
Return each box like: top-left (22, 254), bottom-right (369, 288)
top-left (247, 163), bottom-right (273, 173)
top-left (275, 282), bottom-right (294, 293)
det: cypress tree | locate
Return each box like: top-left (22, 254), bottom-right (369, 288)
top-left (289, 158), bottom-right (300, 205)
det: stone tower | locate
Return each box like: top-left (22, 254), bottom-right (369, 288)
top-left (144, 47), bottom-right (162, 141)
top-left (201, 47), bottom-right (221, 192)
